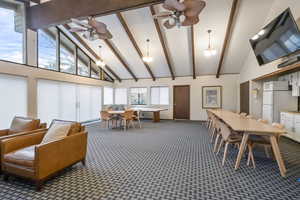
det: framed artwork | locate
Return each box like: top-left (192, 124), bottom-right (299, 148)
top-left (202, 86), bottom-right (222, 109)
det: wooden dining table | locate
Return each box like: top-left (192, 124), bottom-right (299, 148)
top-left (208, 109), bottom-right (287, 177)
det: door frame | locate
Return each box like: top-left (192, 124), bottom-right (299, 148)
top-left (173, 85), bottom-right (191, 120)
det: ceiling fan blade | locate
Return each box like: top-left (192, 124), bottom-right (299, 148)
top-left (163, 0), bottom-right (186, 12)
top-left (153, 11), bottom-right (173, 19)
top-left (181, 16), bottom-right (199, 26)
top-left (88, 18), bottom-right (108, 34)
top-left (183, 0), bottom-right (206, 18)
top-left (68, 27), bottom-right (87, 33)
top-left (71, 18), bottom-right (91, 28)
top-left (163, 20), bottom-right (176, 29)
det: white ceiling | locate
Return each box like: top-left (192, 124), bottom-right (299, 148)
top-left (66, 0), bottom-right (275, 80)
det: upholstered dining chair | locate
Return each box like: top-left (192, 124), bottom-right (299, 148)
top-left (100, 111), bottom-right (113, 128)
top-left (206, 110), bottom-right (213, 130)
top-left (133, 110), bottom-right (142, 128)
top-left (121, 110), bottom-right (135, 131)
top-left (258, 119), bottom-right (269, 124)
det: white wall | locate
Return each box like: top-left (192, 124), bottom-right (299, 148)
top-left (115, 74), bottom-right (240, 121)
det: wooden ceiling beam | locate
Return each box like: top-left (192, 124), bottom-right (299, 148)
top-left (105, 66), bottom-right (122, 82)
top-left (63, 24), bottom-right (121, 82)
top-left (104, 40), bottom-right (138, 82)
top-left (117, 13), bottom-right (156, 81)
top-left (27, 0), bottom-right (164, 29)
top-left (191, 26), bottom-right (196, 79)
top-left (150, 6), bottom-right (175, 80)
top-left (216, 0), bottom-right (240, 78)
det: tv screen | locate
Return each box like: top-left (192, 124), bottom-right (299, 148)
top-left (250, 8), bottom-right (300, 66)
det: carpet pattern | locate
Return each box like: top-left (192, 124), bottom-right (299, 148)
top-left (0, 121), bottom-right (300, 200)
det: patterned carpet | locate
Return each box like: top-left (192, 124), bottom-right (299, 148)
top-left (0, 120), bottom-right (300, 200)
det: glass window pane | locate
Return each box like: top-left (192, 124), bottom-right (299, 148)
top-left (60, 33), bottom-right (76, 74)
top-left (104, 87), bottom-right (113, 105)
top-left (0, 1), bottom-right (24, 63)
top-left (77, 49), bottom-right (90, 77)
top-left (38, 27), bottom-right (57, 70)
top-left (0, 74), bottom-right (27, 129)
top-left (115, 88), bottom-right (127, 105)
top-left (151, 87), bottom-right (169, 105)
top-left (130, 88), bottom-right (147, 105)
top-left (91, 62), bottom-right (100, 79)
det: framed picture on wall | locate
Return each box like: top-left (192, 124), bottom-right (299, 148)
top-left (202, 86), bottom-right (222, 109)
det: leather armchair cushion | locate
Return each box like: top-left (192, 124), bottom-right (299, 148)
top-left (49, 120), bottom-right (82, 136)
top-left (9, 117), bottom-right (40, 135)
top-left (41, 123), bottom-right (71, 144)
top-left (3, 145), bottom-right (35, 168)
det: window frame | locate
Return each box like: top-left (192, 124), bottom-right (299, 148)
top-left (129, 87), bottom-right (148, 106)
top-left (114, 88), bottom-right (128, 105)
top-left (150, 86), bottom-right (170, 105)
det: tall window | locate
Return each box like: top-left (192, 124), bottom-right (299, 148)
top-left (130, 88), bottom-right (147, 105)
top-left (151, 86), bottom-right (169, 105)
top-left (77, 48), bottom-right (90, 77)
top-left (0, 1), bottom-right (25, 63)
top-left (38, 27), bottom-right (58, 70)
top-left (91, 62), bottom-right (100, 79)
top-left (0, 74), bottom-right (27, 129)
top-left (60, 33), bottom-right (76, 74)
top-left (104, 87), bottom-right (114, 105)
top-left (115, 88), bottom-right (127, 105)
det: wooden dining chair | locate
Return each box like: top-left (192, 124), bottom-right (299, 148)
top-left (121, 110), bottom-right (135, 131)
top-left (100, 111), bottom-right (112, 128)
top-left (206, 110), bottom-right (213, 130)
top-left (258, 119), bottom-right (269, 124)
top-left (217, 121), bottom-right (253, 166)
top-left (133, 110), bottom-right (142, 128)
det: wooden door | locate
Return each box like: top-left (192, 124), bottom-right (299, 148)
top-left (240, 81), bottom-right (250, 114)
top-left (173, 85), bottom-right (190, 119)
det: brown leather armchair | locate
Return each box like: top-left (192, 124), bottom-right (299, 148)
top-left (0, 116), bottom-right (47, 171)
top-left (1, 120), bottom-right (87, 191)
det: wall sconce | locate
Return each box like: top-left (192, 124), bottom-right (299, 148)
top-left (252, 88), bottom-right (259, 99)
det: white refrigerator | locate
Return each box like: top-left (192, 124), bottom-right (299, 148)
top-left (263, 81), bottom-right (298, 123)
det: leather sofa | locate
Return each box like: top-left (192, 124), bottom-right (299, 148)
top-left (0, 116), bottom-right (47, 171)
top-left (1, 120), bottom-right (87, 191)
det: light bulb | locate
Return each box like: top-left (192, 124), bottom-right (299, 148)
top-left (96, 60), bottom-right (106, 67)
top-left (251, 34), bottom-right (259, 40)
top-left (142, 56), bottom-right (153, 63)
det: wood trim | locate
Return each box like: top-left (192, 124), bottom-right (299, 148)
top-left (216, 0), bottom-right (239, 78)
top-left (105, 65), bottom-right (122, 82)
top-left (191, 26), bottom-right (196, 79)
top-left (150, 6), bottom-right (175, 80)
top-left (27, 0), bottom-right (164, 29)
top-left (62, 24), bottom-right (119, 82)
top-left (173, 85), bottom-right (190, 120)
top-left (116, 13), bottom-right (156, 81)
top-left (104, 39), bottom-right (138, 82)
top-left (253, 62), bottom-right (300, 81)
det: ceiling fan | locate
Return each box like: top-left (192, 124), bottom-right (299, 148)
top-left (69, 17), bottom-right (113, 41)
top-left (153, 0), bottom-right (206, 29)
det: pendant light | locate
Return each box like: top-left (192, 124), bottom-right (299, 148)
top-left (204, 30), bottom-right (217, 57)
top-left (96, 45), bottom-right (106, 67)
top-left (142, 39), bottom-right (153, 63)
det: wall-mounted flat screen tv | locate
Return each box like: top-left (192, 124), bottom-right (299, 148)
top-left (250, 8), bottom-right (300, 66)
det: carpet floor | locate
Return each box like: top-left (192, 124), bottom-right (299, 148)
top-left (0, 120), bottom-right (300, 200)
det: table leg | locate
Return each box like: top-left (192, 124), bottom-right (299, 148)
top-left (235, 133), bottom-right (249, 170)
top-left (153, 111), bottom-right (160, 123)
top-left (270, 135), bottom-right (287, 177)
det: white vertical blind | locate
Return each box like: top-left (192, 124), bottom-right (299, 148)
top-left (151, 87), bottom-right (169, 105)
top-left (38, 79), bottom-right (102, 124)
top-left (104, 87), bottom-right (114, 105)
top-left (0, 74), bottom-right (27, 129)
top-left (115, 88), bottom-right (127, 105)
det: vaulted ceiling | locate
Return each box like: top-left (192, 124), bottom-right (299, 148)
top-left (38, 0), bottom-right (275, 81)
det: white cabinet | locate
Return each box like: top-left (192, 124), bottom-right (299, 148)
top-left (281, 112), bottom-right (300, 142)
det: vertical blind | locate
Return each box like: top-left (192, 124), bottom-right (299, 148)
top-left (115, 88), bottom-right (127, 105)
top-left (38, 79), bottom-right (102, 125)
top-left (103, 87), bottom-right (114, 105)
top-left (0, 74), bottom-right (27, 129)
top-left (151, 87), bottom-right (169, 105)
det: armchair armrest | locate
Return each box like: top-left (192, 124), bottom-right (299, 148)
top-left (35, 132), bottom-right (87, 179)
top-left (1, 131), bottom-right (46, 156)
top-left (39, 123), bottom-right (47, 129)
top-left (0, 129), bottom-right (9, 137)
top-left (0, 128), bottom-right (48, 142)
